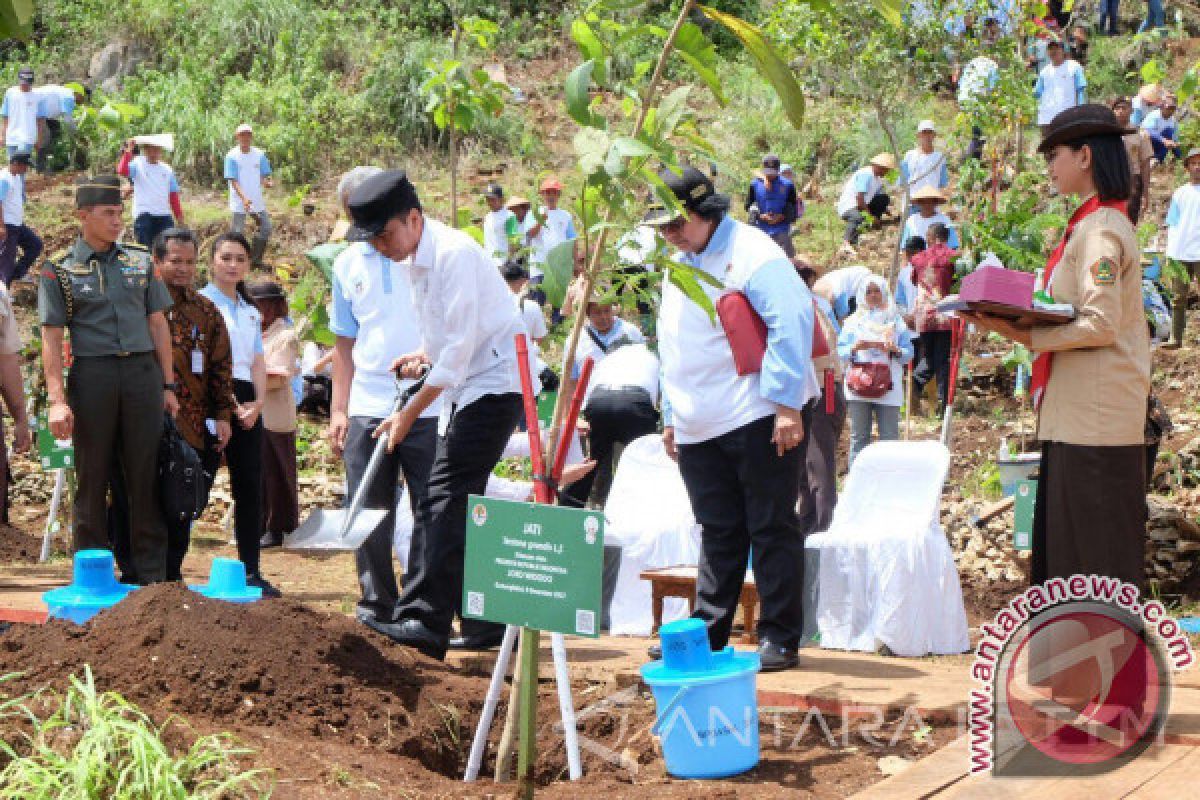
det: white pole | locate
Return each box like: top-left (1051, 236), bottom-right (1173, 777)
top-left (940, 402), bottom-right (954, 447)
top-left (464, 624), bottom-right (519, 782)
top-left (39, 469), bottom-right (65, 563)
top-left (551, 632), bottom-right (582, 780)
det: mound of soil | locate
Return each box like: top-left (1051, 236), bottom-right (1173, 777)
top-left (0, 584), bottom-right (963, 797)
top-left (0, 583), bottom-right (479, 780)
top-left (0, 523), bottom-right (43, 563)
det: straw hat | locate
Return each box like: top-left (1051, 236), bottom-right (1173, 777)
top-left (910, 185), bottom-right (946, 203)
top-left (505, 195), bottom-right (531, 210)
top-left (869, 152), bottom-right (897, 171)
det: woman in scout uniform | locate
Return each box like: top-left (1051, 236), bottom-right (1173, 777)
top-left (964, 104), bottom-right (1151, 587)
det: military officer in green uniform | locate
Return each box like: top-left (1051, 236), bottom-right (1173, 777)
top-left (38, 175), bottom-right (179, 584)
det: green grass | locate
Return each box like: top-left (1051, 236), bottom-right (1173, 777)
top-left (0, 668), bottom-right (272, 799)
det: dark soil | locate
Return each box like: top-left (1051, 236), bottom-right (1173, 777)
top-left (959, 574), bottom-right (1027, 630)
top-left (0, 584), bottom-right (960, 797)
top-left (0, 523), bottom-right (44, 564)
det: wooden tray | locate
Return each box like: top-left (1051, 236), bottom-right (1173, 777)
top-left (937, 298), bottom-right (1075, 326)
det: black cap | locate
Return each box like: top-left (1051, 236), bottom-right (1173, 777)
top-left (346, 169), bottom-right (421, 242)
top-left (75, 174), bottom-right (122, 208)
top-left (484, 183), bottom-right (504, 199)
top-left (645, 166), bottom-right (717, 226)
top-left (17, 67), bottom-right (33, 82)
top-left (8, 152), bottom-right (31, 166)
top-left (246, 279), bottom-right (287, 301)
top-left (501, 258), bottom-right (529, 282)
top-left (762, 153), bottom-right (781, 168)
top-left (1037, 104), bottom-right (1133, 154)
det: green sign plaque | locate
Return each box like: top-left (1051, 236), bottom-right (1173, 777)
top-left (462, 495), bottom-right (604, 638)
top-left (1012, 479), bottom-right (1036, 552)
top-left (34, 415), bottom-right (74, 471)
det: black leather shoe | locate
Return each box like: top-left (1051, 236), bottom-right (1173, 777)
top-left (757, 639), bottom-right (799, 672)
top-left (246, 573), bottom-right (282, 598)
top-left (364, 617), bottom-right (447, 661)
top-left (647, 643), bottom-right (662, 660)
top-left (448, 628), bottom-right (507, 650)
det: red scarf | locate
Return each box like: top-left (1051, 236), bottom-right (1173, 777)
top-left (1030, 195), bottom-right (1126, 409)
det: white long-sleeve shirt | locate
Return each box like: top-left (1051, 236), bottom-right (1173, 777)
top-left (405, 217), bottom-right (523, 419)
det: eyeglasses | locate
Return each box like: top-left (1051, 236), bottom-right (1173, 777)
top-left (661, 216), bottom-right (687, 233)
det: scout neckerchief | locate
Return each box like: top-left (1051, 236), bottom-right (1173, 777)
top-left (1030, 194), bottom-right (1127, 410)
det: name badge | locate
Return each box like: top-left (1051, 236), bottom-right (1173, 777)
top-left (191, 349), bottom-right (203, 374)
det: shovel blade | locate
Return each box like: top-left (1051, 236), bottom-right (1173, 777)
top-left (284, 509), bottom-right (390, 552)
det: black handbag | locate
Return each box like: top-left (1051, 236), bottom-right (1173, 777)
top-left (158, 415), bottom-right (207, 524)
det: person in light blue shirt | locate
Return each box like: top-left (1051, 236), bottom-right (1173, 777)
top-left (651, 166), bottom-right (818, 672)
top-left (1141, 97), bottom-right (1181, 163)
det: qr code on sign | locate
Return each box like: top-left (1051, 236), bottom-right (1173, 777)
top-left (575, 610), bottom-right (595, 635)
top-left (466, 591), bottom-right (485, 617)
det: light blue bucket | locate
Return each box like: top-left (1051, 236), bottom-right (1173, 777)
top-left (641, 619), bottom-right (761, 779)
top-left (42, 549), bottom-right (137, 624)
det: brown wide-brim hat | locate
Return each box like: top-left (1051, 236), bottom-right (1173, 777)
top-left (1037, 104), bottom-right (1135, 154)
top-left (910, 186), bottom-right (946, 203)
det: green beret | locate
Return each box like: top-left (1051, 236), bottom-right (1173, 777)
top-left (75, 175), bottom-right (123, 208)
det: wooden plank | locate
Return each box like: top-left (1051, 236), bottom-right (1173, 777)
top-left (1124, 746), bottom-right (1200, 797)
top-left (1047, 745), bottom-right (1193, 800)
top-left (851, 737), bottom-right (970, 799)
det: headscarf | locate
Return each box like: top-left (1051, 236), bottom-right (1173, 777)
top-left (848, 275), bottom-right (898, 327)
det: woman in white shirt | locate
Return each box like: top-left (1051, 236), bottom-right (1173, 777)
top-left (199, 233), bottom-right (278, 597)
top-left (836, 276), bottom-right (915, 466)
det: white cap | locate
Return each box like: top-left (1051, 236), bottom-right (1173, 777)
top-left (917, 119), bottom-right (937, 133)
top-left (781, 163), bottom-right (793, 173)
top-left (235, 123), bottom-right (253, 135)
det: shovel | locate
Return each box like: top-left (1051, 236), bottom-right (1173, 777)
top-left (285, 369), bottom-right (429, 553)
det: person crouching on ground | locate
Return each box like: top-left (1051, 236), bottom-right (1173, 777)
top-left (248, 280), bottom-right (300, 549)
top-left (651, 166), bottom-right (820, 672)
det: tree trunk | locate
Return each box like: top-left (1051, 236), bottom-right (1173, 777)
top-left (449, 118), bottom-right (459, 228)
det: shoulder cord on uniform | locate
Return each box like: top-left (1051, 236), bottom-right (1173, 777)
top-left (54, 265), bottom-right (74, 325)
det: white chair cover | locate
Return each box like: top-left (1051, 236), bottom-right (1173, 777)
top-left (603, 434), bottom-right (701, 635)
top-left (805, 440), bottom-right (970, 656)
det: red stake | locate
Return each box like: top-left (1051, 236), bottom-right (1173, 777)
top-left (947, 317), bottom-right (966, 406)
top-left (514, 334), bottom-right (552, 504)
top-left (550, 356), bottom-right (594, 487)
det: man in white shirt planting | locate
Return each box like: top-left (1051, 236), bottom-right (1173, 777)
top-left (347, 170), bottom-right (525, 660)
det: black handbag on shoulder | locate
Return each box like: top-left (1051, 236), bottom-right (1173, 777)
top-left (158, 415), bottom-right (207, 524)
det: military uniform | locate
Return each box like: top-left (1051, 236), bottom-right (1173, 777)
top-left (38, 234), bottom-right (173, 582)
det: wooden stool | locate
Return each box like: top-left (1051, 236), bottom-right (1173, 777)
top-left (639, 565), bottom-right (759, 644)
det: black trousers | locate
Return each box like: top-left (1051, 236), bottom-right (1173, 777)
top-left (70, 353), bottom-right (167, 583)
top-left (225, 379), bottom-right (264, 575)
top-left (345, 415), bottom-right (437, 623)
top-left (913, 329), bottom-right (953, 411)
top-left (841, 193), bottom-right (890, 244)
top-left (111, 437), bottom-right (219, 582)
top-left (561, 387), bottom-right (659, 508)
top-left (678, 412), bottom-right (809, 650)
top-left (798, 388), bottom-right (844, 534)
top-left (396, 393), bottom-right (523, 641)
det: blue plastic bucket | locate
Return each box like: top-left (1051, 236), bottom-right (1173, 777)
top-left (42, 549), bottom-right (136, 624)
top-left (641, 619), bottom-right (761, 779)
top-left (189, 558), bottom-right (262, 603)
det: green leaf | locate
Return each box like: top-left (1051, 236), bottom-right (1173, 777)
top-left (571, 19), bottom-right (608, 83)
top-left (697, 5), bottom-right (804, 129)
top-left (462, 224), bottom-right (485, 247)
top-left (1141, 59), bottom-right (1165, 85)
top-left (565, 60), bottom-right (605, 129)
top-left (97, 104), bottom-right (122, 130)
top-left (1181, 68), bottom-right (1199, 103)
top-left (541, 240), bottom-right (576, 309)
top-left (867, 0), bottom-right (903, 27)
top-left (655, 85), bottom-right (691, 139)
top-left (676, 51), bottom-right (726, 106)
top-left (611, 135), bottom-right (657, 159)
top-left (667, 263), bottom-right (717, 321)
top-left (574, 128), bottom-right (611, 176)
top-left (0, 0), bottom-right (34, 39)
